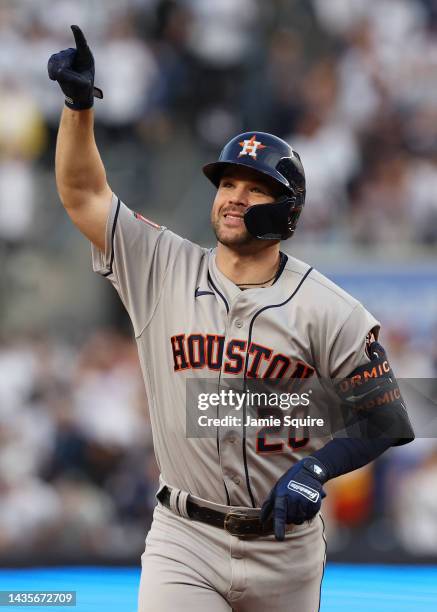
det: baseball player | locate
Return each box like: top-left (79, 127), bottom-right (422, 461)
top-left (49, 27), bottom-right (414, 612)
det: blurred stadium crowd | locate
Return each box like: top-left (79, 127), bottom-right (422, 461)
top-left (0, 330), bottom-right (158, 562)
top-left (1, 0), bottom-right (437, 562)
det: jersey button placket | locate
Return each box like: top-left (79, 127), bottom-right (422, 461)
top-left (218, 299), bottom-right (250, 505)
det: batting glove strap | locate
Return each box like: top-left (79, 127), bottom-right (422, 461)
top-left (301, 456), bottom-right (329, 484)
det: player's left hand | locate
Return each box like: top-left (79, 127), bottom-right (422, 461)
top-left (260, 456), bottom-right (328, 541)
top-left (48, 25), bottom-right (103, 110)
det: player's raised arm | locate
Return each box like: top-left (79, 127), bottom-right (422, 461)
top-left (49, 25), bottom-right (111, 252)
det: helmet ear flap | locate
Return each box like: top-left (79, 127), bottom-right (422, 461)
top-left (244, 196), bottom-right (301, 241)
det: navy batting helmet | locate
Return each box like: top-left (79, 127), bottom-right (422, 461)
top-left (203, 131), bottom-right (306, 240)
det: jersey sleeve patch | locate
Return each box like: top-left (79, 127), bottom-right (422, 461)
top-left (133, 211), bottom-right (162, 230)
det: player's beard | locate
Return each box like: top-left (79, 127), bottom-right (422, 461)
top-left (211, 215), bottom-right (255, 247)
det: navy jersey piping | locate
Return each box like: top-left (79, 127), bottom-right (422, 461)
top-left (242, 265), bottom-right (313, 507)
top-left (207, 270), bottom-right (231, 504)
top-left (207, 272), bottom-right (229, 313)
top-left (102, 198), bottom-right (121, 278)
top-left (317, 514), bottom-right (328, 612)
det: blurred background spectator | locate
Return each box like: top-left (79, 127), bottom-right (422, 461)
top-left (0, 0), bottom-right (436, 564)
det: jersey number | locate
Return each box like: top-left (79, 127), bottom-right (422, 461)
top-left (256, 406), bottom-right (309, 453)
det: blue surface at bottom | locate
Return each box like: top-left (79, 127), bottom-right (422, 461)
top-left (321, 565), bottom-right (437, 612)
top-left (0, 564), bottom-right (436, 611)
top-left (0, 568), bottom-right (139, 612)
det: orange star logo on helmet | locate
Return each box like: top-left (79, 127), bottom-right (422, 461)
top-left (238, 135), bottom-right (266, 159)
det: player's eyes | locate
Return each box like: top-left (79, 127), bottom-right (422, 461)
top-left (251, 186), bottom-right (267, 194)
top-left (220, 181), bottom-right (267, 194)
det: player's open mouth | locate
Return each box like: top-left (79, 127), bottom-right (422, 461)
top-left (223, 213), bottom-right (244, 226)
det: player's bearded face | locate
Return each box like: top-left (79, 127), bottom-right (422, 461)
top-left (211, 170), bottom-right (277, 247)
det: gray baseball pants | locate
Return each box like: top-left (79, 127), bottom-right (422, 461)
top-left (138, 501), bottom-right (326, 611)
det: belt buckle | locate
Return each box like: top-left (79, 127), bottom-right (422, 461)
top-left (224, 511), bottom-right (258, 538)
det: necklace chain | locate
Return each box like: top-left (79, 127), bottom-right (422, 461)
top-left (236, 255), bottom-right (282, 288)
top-left (236, 272), bottom-right (277, 287)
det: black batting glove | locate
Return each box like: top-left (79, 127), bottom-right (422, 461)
top-left (48, 25), bottom-right (103, 110)
top-left (260, 457), bottom-right (328, 541)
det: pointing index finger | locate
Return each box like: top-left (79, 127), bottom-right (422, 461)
top-left (260, 495), bottom-right (273, 524)
top-left (273, 496), bottom-right (287, 541)
top-left (71, 25), bottom-right (88, 50)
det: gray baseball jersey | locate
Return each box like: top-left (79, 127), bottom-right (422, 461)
top-left (92, 193), bottom-right (379, 509)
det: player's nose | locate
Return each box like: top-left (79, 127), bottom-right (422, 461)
top-left (227, 185), bottom-right (250, 207)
